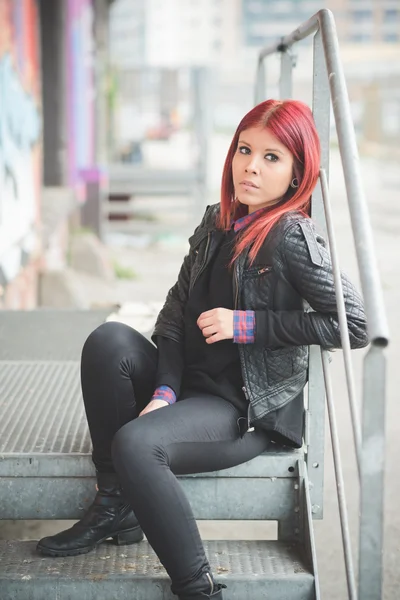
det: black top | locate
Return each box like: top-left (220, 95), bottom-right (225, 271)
top-left (154, 229), bottom-right (303, 448)
top-left (181, 229), bottom-right (246, 413)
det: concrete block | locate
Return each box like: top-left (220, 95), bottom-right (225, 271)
top-left (69, 232), bottom-right (115, 282)
top-left (39, 269), bottom-right (91, 308)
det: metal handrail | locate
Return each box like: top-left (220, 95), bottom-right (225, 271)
top-left (321, 349), bottom-right (357, 600)
top-left (320, 168), bottom-right (362, 475)
top-left (254, 9), bottom-right (388, 600)
top-left (255, 9), bottom-right (389, 347)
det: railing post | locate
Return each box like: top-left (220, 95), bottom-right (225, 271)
top-left (254, 58), bottom-right (266, 105)
top-left (306, 27), bottom-right (331, 521)
top-left (192, 66), bottom-right (212, 216)
top-left (279, 49), bottom-right (294, 99)
top-left (322, 351), bottom-right (357, 600)
top-left (358, 346), bottom-right (387, 600)
top-left (312, 28), bottom-right (331, 210)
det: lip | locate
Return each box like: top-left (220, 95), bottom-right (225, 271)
top-left (240, 180), bottom-right (259, 189)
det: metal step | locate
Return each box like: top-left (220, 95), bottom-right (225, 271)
top-left (0, 359), bottom-right (302, 520)
top-left (0, 539), bottom-right (315, 600)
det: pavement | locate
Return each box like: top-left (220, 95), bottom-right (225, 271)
top-left (1, 139), bottom-right (399, 599)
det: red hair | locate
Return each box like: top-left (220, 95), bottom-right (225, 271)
top-left (219, 99), bottom-right (321, 264)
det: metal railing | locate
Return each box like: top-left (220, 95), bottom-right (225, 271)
top-left (254, 9), bottom-right (389, 600)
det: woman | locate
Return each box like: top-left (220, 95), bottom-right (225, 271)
top-left (37, 99), bottom-right (368, 599)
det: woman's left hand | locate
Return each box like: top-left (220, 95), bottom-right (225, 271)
top-left (197, 308), bottom-right (234, 344)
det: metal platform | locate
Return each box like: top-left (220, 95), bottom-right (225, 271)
top-left (0, 309), bottom-right (112, 360)
top-left (0, 539), bottom-right (315, 600)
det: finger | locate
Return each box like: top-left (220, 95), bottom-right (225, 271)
top-left (205, 332), bottom-right (224, 344)
top-left (198, 309), bottom-right (216, 322)
top-left (202, 325), bottom-right (218, 338)
top-left (198, 316), bottom-right (214, 330)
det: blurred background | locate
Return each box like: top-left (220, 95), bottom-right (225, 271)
top-left (1, 1), bottom-right (399, 599)
top-left (0, 0), bottom-right (399, 310)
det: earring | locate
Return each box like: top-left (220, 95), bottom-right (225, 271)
top-left (290, 178), bottom-right (299, 188)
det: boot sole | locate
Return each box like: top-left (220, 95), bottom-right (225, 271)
top-left (36, 525), bottom-right (144, 558)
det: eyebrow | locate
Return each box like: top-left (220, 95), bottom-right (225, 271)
top-left (238, 139), bottom-right (285, 155)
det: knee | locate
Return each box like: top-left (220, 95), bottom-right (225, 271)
top-left (81, 322), bottom-right (135, 364)
top-left (111, 419), bottom-right (166, 473)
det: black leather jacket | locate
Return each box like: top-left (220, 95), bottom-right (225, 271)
top-left (153, 204), bottom-right (369, 431)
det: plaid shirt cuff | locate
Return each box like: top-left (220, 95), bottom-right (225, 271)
top-left (152, 385), bottom-right (176, 405)
top-left (233, 310), bottom-right (256, 344)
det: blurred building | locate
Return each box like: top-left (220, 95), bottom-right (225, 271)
top-left (110, 0), bottom-right (241, 68)
top-left (242, 0), bottom-right (400, 46)
top-left (109, 0), bottom-right (146, 68)
top-left (329, 0), bottom-right (400, 45)
top-left (242, 0), bottom-right (321, 47)
top-left (109, 0), bottom-right (400, 119)
top-left (111, 1), bottom-right (400, 69)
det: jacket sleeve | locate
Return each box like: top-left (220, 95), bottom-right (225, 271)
top-left (152, 205), bottom-right (210, 344)
top-left (153, 335), bottom-right (184, 400)
top-left (254, 220), bottom-right (369, 350)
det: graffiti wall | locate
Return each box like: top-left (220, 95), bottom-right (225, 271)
top-left (0, 0), bottom-right (41, 290)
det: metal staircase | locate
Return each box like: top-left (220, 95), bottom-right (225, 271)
top-left (0, 9), bottom-right (388, 600)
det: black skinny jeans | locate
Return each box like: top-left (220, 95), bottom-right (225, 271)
top-left (81, 321), bottom-right (270, 597)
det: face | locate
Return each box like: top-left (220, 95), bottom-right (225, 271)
top-left (231, 126), bottom-right (294, 214)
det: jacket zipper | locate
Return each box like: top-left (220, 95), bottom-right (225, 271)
top-left (258, 266), bottom-right (272, 275)
top-left (242, 386), bottom-right (255, 432)
top-left (206, 572), bottom-right (214, 595)
top-left (190, 232), bottom-right (211, 292)
top-left (234, 263), bottom-right (239, 309)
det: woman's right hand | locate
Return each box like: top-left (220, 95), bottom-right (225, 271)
top-left (139, 399), bottom-right (169, 417)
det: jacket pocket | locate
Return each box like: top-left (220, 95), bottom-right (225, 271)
top-left (243, 265), bottom-right (274, 311)
top-left (244, 265), bottom-right (273, 278)
top-left (265, 347), bottom-right (294, 386)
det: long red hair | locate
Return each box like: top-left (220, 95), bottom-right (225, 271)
top-left (219, 99), bottom-right (321, 264)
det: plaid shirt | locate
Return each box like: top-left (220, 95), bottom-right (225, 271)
top-left (233, 310), bottom-right (255, 344)
top-left (233, 206), bottom-right (269, 233)
top-left (152, 385), bottom-right (176, 405)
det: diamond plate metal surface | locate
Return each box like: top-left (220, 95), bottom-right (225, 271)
top-left (0, 539), bottom-right (311, 578)
top-left (0, 309), bottom-right (111, 360)
top-left (0, 361), bottom-right (90, 454)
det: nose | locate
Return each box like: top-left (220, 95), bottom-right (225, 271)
top-left (245, 155), bottom-right (260, 175)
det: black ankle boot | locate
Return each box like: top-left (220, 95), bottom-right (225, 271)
top-left (36, 472), bottom-right (143, 557)
top-left (178, 572), bottom-right (227, 599)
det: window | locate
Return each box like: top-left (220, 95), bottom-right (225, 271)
top-left (384, 33), bottom-right (399, 42)
top-left (351, 9), bottom-right (372, 21)
top-left (247, 1), bottom-right (264, 15)
top-left (384, 9), bottom-right (399, 21)
top-left (350, 33), bottom-right (373, 42)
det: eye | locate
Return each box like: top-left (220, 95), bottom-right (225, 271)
top-left (265, 153), bottom-right (279, 162)
top-left (238, 146), bottom-right (250, 155)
